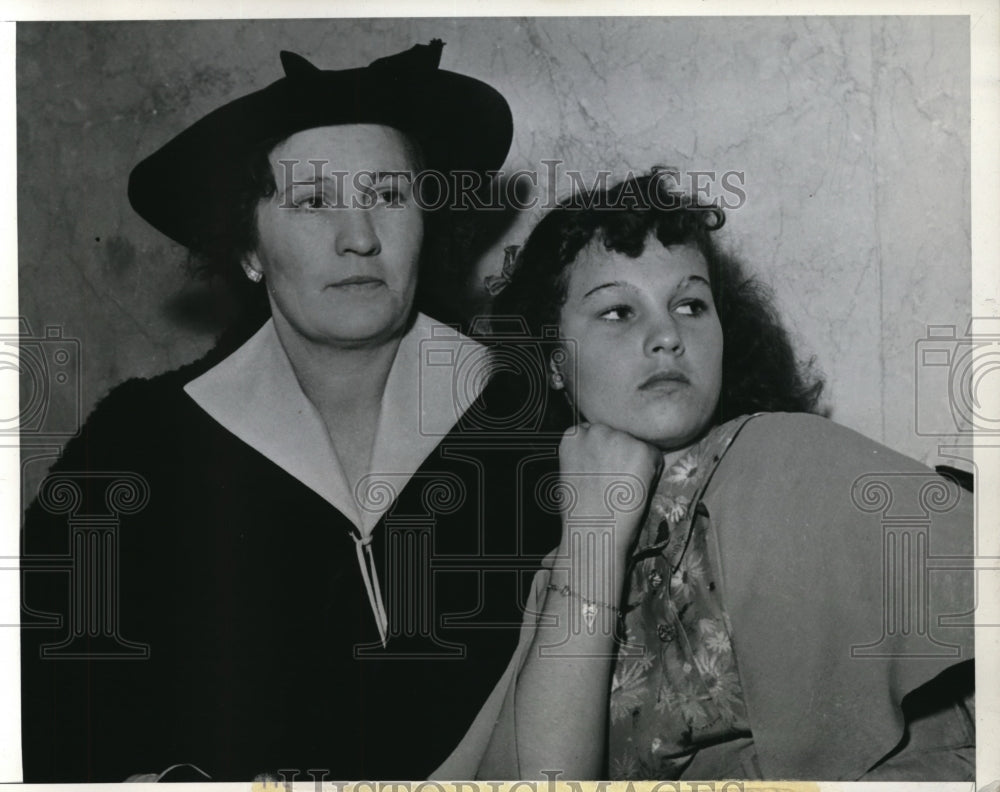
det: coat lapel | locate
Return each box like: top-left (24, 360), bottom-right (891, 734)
top-left (184, 314), bottom-right (489, 533)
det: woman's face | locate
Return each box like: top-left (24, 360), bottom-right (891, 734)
top-left (248, 124), bottom-right (424, 348)
top-left (555, 238), bottom-right (724, 452)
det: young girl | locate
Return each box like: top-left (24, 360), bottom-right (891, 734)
top-left (480, 170), bottom-right (974, 781)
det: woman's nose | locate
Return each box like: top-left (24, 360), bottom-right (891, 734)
top-left (334, 208), bottom-right (381, 256)
top-left (644, 314), bottom-right (683, 356)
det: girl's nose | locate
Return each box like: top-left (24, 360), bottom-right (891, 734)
top-left (643, 313), bottom-right (683, 356)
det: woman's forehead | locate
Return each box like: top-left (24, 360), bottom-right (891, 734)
top-left (268, 124), bottom-right (421, 170)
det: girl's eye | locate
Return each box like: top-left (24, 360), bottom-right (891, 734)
top-left (598, 305), bottom-right (634, 321)
top-left (675, 299), bottom-right (708, 317)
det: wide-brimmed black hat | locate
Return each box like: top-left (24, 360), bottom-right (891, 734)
top-left (128, 40), bottom-right (513, 251)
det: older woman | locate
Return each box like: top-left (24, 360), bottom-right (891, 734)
top-left (20, 43), bottom-right (560, 782)
top-left (481, 170), bottom-right (974, 781)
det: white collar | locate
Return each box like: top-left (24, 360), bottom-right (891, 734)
top-left (184, 313), bottom-right (488, 535)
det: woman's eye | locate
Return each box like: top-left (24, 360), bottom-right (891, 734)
top-left (376, 186), bottom-right (408, 205)
top-left (598, 305), bottom-right (634, 321)
top-left (294, 193), bottom-right (326, 210)
top-left (674, 300), bottom-right (708, 317)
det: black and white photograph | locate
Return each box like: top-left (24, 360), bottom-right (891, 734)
top-left (5, 2), bottom-right (997, 786)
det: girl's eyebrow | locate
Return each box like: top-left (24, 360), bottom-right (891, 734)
top-left (678, 274), bottom-right (711, 290)
top-left (581, 274), bottom-right (711, 300)
top-left (582, 281), bottom-right (626, 299)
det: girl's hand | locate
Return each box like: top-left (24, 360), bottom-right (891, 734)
top-left (557, 422), bottom-right (661, 556)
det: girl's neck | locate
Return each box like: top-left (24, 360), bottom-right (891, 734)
top-left (660, 444), bottom-right (696, 470)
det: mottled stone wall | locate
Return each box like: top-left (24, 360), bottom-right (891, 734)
top-left (17, 16), bottom-right (970, 490)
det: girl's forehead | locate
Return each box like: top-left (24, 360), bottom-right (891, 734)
top-left (566, 240), bottom-right (709, 292)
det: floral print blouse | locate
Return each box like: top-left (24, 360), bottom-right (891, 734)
top-left (609, 416), bottom-right (756, 779)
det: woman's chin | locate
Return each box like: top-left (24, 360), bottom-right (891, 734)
top-left (276, 303), bottom-right (412, 349)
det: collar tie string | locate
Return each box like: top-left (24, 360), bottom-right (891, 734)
top-left (350, 531), bottom-right (389, 647)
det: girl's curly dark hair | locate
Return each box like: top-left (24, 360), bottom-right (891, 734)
top-left (489, 170), bottom-right (824, 432)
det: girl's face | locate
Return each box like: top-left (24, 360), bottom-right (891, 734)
top-left (555, 238), bottom-right (724, 453)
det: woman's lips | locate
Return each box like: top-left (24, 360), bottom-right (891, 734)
top-left (328, 275), bottom-right (385, 289)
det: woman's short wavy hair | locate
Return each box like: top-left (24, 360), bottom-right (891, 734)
top-left (184, 136), bottom-right (278, 337)
top-left (489, 169), bottom-right (824, 432)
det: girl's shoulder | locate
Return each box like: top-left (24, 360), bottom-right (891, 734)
top-left (705, 411), bottom-right (972, 554)
top-left (719, 411), bottom-right (936, 479)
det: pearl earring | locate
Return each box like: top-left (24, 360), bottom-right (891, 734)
top-left (242, 261), bottom-right (263, 283)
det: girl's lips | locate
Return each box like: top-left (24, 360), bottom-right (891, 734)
top-left (638, 370), bottom-right (690, 390)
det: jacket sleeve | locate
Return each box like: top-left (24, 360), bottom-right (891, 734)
top-left (470, 562), bottom-right (556, 780)
top-left (705, 412), bottom-right (975, 780)
top-left (859, 660), bottom-right (975, 780)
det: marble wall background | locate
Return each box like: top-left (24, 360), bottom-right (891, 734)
top-left (16, 17), bottom-right (971, 499)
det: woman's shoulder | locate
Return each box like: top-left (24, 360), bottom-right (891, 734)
top-left (24, 357), bottom-right (228, 533)
top-left (90, 365), bottom-right (195, 413)
top-left (50, 355), bottom-right (220, 471)
top-left (85, 365), bottom-right (200, 426)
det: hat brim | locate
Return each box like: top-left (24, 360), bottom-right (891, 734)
top-left (128, 59), bottom-right (513, 251)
